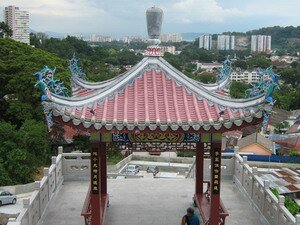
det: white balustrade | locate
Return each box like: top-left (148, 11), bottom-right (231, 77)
top-left (233, 153), bottom-right (300, 225)
top-left (7, 147), bottom-right (300, 225)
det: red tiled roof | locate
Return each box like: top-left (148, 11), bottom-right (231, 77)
top-left (275, 136), bottom-right (300, 151)
top-left (47, 57), bottom-right (265, 132)
top-left (286, 121), bottom-right (300, 134)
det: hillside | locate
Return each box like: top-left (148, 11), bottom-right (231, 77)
top-left (0, 38), bottom-right (70, 185)
top-left (223, 26), bottom-right (300, 52)
top-left (0, 38), bottom-right (70, 125)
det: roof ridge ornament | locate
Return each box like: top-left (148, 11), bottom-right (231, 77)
top-left (244, 66), bottom-right (280, 132)
top-left (146, 6), bottom-right (163, 57)
top-left (69, 55), bottom-right (86, 80)
top-left (217, 57), bottom-right (232, 82)
top-left (34, 66), bottom-right (68, 130)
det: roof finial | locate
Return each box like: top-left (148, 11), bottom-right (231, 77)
top-left (146, 6), bottom-right (163, 57)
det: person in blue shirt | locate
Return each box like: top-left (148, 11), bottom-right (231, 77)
top-left (181, 207), bottom-right (200, 225)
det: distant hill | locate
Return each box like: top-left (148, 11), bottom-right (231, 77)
top-left (224, 26), bottom-right (300, 52)
top-left (181, 32), bottom-right (207, 41)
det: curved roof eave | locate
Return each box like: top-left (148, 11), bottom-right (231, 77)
top-left (71, 56), bottom-right (232, 94)
top-left (47, 56), bottom-right (266, 109)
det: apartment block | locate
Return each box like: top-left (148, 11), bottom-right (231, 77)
top-left (199, 35), bottom-right (212, 50)
top-left (251, 35), bottom-right (271, 53)
top-left (4, 5), bottom-right (30, 44)
top-left (217, 35), bottom-right (235, 50)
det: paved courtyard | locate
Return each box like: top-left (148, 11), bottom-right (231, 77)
top-left (40, 179), bottom-right (263, 225)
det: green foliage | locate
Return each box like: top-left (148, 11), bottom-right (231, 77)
top-left (271, 188), bottom-right (280, 197)
top-left (274, 121), bottom-right (290, 134)
top-left (289, 151), bottom-right (300, 157)
top-left (247, 54), bottom-right (271, 68)
top-left (177, 151), bottom-right (195, 158)
top-left (106, 143), bottom-right (124, 165)
top-left (0, 22), bottom-right (12, 38)
top-left (285, 195), bottom-right (300, 216)
top-left (0, 38), bottom-right (69, 126)
top-left (0, 38), bottom-right (70, 185)
top-left (271, 188), bottom-right (300, 216)
top-left (229, 81), bottom-right (249, 98)
top-left (234, 60), bottom-right (248, 69)
top-left (185, 72), bottom-right (216, 84)
top-left (279, 67), bottom-right (300, 88)
top-left (0, 120), bottom-right (50, 185)
top-left (273, 85), bottom-right (300, 110)
top-left (73, 135), bottom-right (90, 152)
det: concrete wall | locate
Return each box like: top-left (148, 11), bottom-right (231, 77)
top-left (234, 154), bottom-right (300, 225)
top-left (1, 183), bottom-right (35, 195)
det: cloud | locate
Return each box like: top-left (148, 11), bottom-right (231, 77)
top-left (1, 0), bottom-right (106, 18)
top-left (1, 0), bottom-right (109, 33)
top-left (242, 0), bottom-right (300, 27)
top-left (0, 0), bottom-right (299, 35)
top-left (168, 0), bottom-right (242, 24)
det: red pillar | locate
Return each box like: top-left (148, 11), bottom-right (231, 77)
top-left (195, 142), bottom-right (204, 195)
top-left (209, 142), bottom-right (222, 225)
top-left (90, 142), bottom-right (101, 225)
top-left (99, 143), bottom-right (107, 195)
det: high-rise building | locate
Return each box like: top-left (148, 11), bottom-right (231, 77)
top-left (4, 6), bottom-right (30, 44)
top-left (217, 35), bottom-right (235, 50)
top-left (251, 35), bottom-right (271, 53)
top-left (160, 34), bottom-right (182, 43)
top-left (199, 35), bottom-right (212, 50)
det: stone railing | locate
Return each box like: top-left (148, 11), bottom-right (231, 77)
top-left (62, 152), bottom-right (90, 181)
top-left (234, 154), bottom-right (300, 225)
top-left (186, 153), bottom-right (235, 179)
top-left (7, 147), bottom-right (300, 225)
top-left (7, 147), bottom-right (64, 225)
top-left (6, 148), bottom-right (133, 225)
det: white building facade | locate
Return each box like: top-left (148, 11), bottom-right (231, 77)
top-left (161, 46), bottom-right (176, 55)
top-left (217, 35), bottom-right (235, 50)
top-left (160, 34), bottom-right (182, 43)
top-left (4, 5), bottom-right (30, 44)
top-left (230, 70), bottom-right (260, 84)
top-left (251, 35), bottom-right (271, 53)
top-left (199, 35), bottom-right (212, 50)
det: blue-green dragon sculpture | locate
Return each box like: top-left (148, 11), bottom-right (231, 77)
top-left (217, 58), bottom-right (232, 81)
top-left (245, 66), bottom-right (280, 131)
top-left (69, 55), bottom-right (86, 80)
top-left (35, 66), bottom-right (69, 130)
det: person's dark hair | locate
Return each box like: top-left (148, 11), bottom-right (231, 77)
top-left (187, 207), bottom-right (194, 214)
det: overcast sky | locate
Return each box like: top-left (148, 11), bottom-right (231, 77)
top-left (1, 0), bottom-right (299, 37)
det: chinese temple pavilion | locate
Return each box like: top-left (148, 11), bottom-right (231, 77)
top-left (35, 6), bottom-right (278, 225)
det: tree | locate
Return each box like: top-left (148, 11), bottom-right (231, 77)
top-left (0, 38), bottom-right (69, 126)
top-left (274, 121), bottom-right (290, 134)
top-left (279, 68), bottom-right (300, 88)
top-left (0, 120), bottom-right (50, 185)
top-left (234, 60), bottom-right (247, 70)
top-left (230, 81), bottom-right (249, 98)
top-left (0, 22), bottom-right (12, 38)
